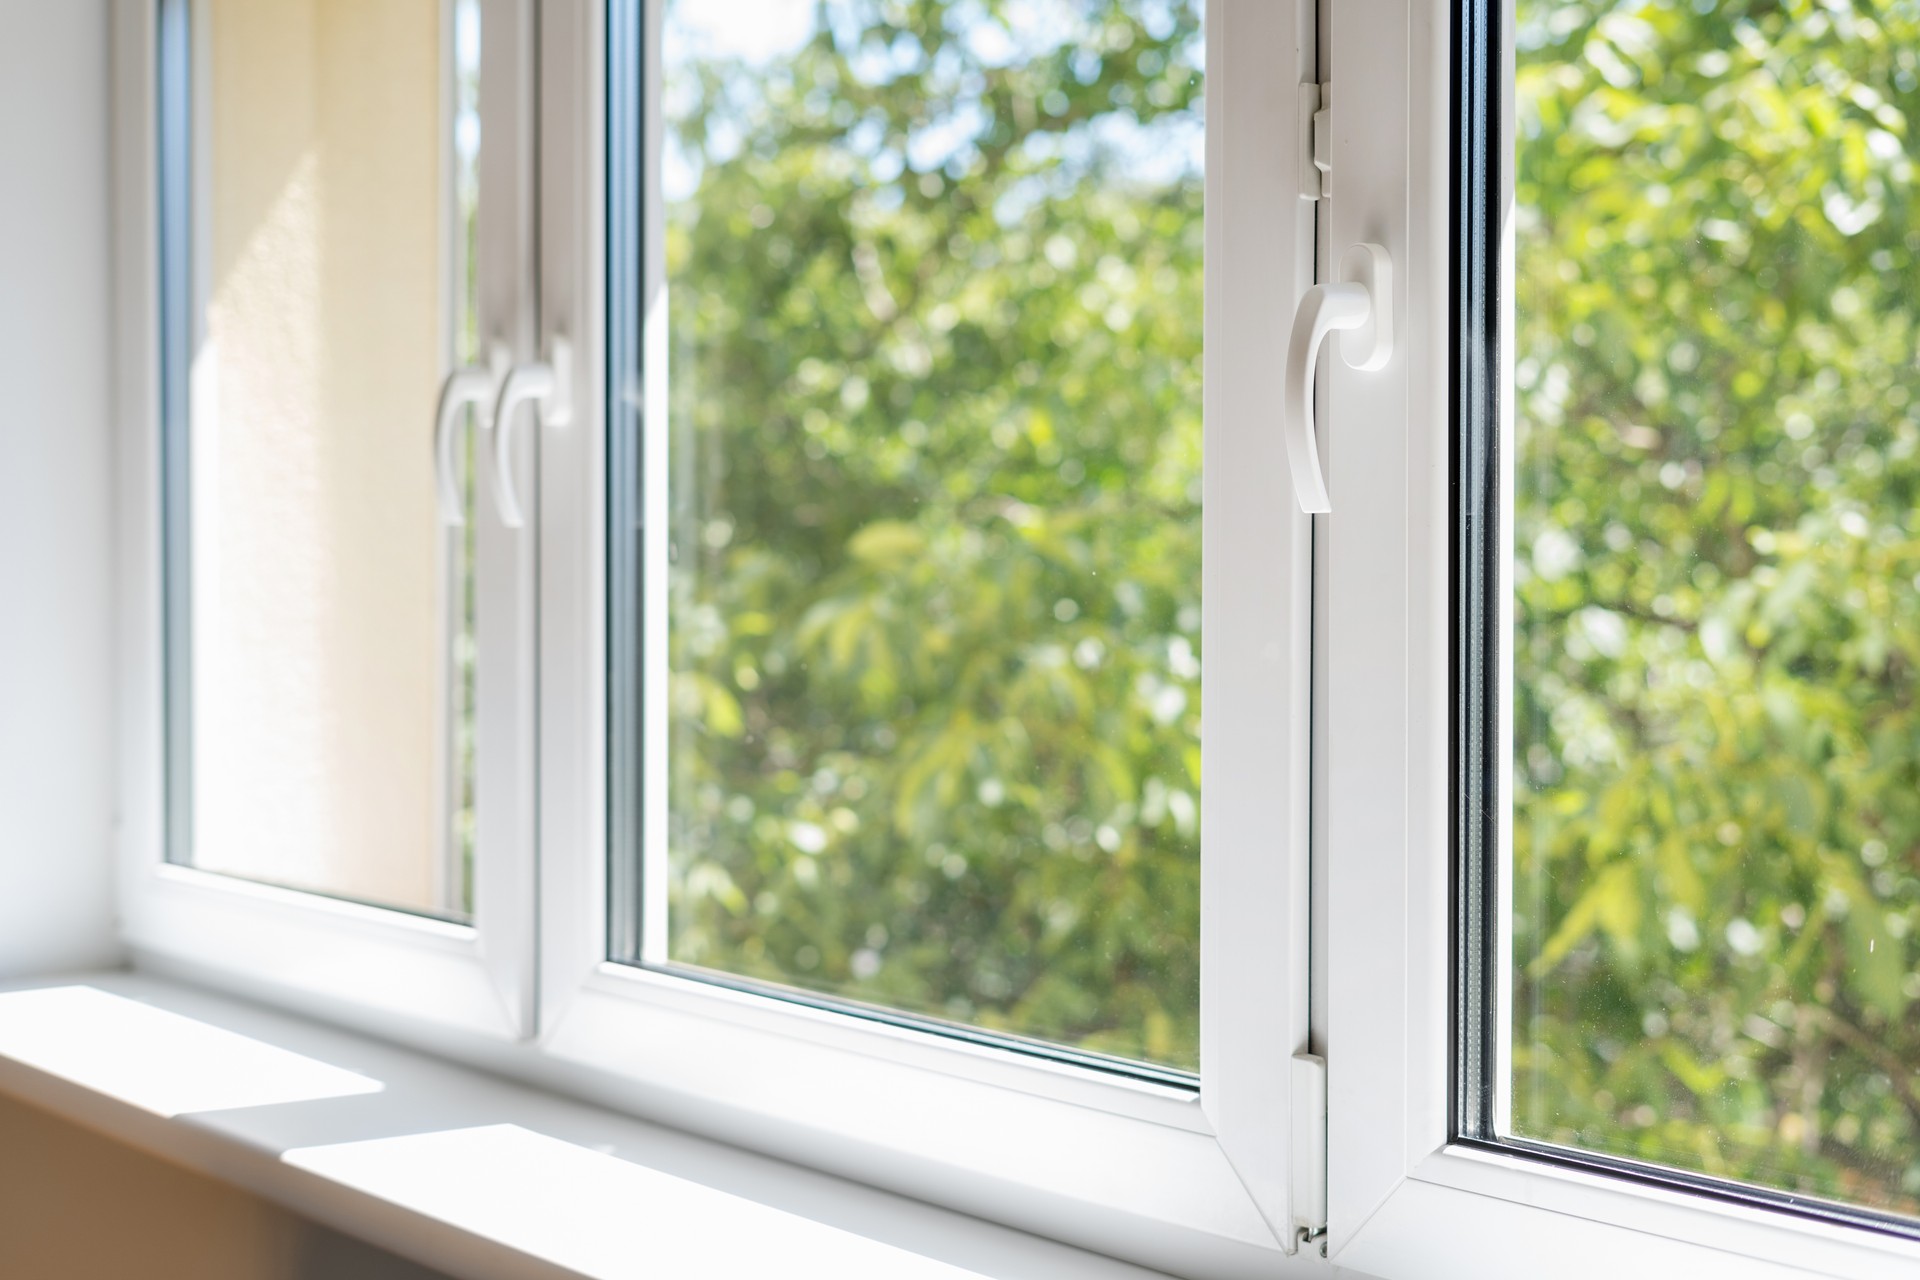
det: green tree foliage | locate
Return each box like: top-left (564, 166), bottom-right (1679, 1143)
top-left (660, 0), bottom-right (1203, 1068)
top-left (1515, 0), bottom-right (1920, 1214)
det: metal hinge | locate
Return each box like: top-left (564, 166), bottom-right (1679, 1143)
top-left (1298, 83), bottom-right (1332, 201)
top-left (1289, 1051), bottom-right (1329, 1256)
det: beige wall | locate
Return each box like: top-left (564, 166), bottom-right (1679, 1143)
top-left (191, 0), bottom-right (449, 913)
top-left (0, 1093), bottom-right (449, 1280)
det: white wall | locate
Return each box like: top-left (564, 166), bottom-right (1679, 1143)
top-left (0, 0), bottom-right (121, 975)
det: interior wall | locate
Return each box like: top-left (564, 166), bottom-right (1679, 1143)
top-left (0, 0), bottom-right (121, 977)
top-left (0, 1093), bottom-right (451, 1280)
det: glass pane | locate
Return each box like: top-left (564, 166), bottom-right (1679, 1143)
top-left (1512, 0), bottom-right (1920, 1215)
top-left (448, 0), bottom-right (483, 918)
top-left (652, 0), bottom-right (1204, 1069)
top-left (170, 0), bottom-right (481, 919)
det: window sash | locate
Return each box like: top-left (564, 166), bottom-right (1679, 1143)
top-left (1449, 0), bottom-right (1920, 1244)
top-left (534, 2), bottom-right (1321, 1272)
top-left (599, 0), bottom-right (1213, 1087)
top-left (116, 0), bottom-right (539, 1041)
top-left (1326, 0), bottom-right (1920, 1274)
top-left (117, 1), bottom-right (1324, 1273)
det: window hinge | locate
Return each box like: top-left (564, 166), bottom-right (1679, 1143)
top-left (1298, 83), bottom-right (1331, 201)
top-left (1289, 1051), bottom-right (1328, 1257)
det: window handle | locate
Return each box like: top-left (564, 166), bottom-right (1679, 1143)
top-left (433, 344), bottom-right (510, 525)
top-left (486, 337), bottom-right (573, 530)
top-left (1282, 242), bottom-right (1393, 513)
top-left (434, 368), bottom-right (493, 525)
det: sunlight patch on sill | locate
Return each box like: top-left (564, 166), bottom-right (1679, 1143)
top-left (284, 1124), bottom-right (992, 1279)
top-left (0, 985), bottom-right (383, 1115)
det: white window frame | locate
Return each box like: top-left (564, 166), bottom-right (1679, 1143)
top-left (106, 0), bottom-right (1920, 1276)
top-left (110, 0), bottom-right (541, 1041)
top-left (531, 3), bottom-right (1323, 1277)
top-left (1322, 2), bottom-right (1920, 1277)
top-left (110, 3), bottom-right (1326, 1277)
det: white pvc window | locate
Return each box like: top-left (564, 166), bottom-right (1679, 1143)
top-left (124, 2), bottom-right (1321, 1272)
top-left (1324, 1), bottom-right (1920, 1278)
top-left (115, 2), bottom-right (1920, 1277)
top-left (1480, 0), bottom-right (1920, 1238)
top-left (123, 0), bottom-right (540, 1039)
top-left (539, 0), bottom-right (1321, 1272)
top-left (130, 1), bottom-right (1920, 1276)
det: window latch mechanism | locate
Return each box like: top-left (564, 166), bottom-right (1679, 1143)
top-left (1299, 83), bottom-right (1331, 200)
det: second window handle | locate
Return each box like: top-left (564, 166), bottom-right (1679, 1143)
top-left (487, 337), bottom-right (574, 529)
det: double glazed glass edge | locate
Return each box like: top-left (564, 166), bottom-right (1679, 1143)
top-left (1451, 0), bottom-right (1501, 1146)
top-left (606, 0), bottom-right (645, 965)
top-left (157, 0), bottom-right (193, 868)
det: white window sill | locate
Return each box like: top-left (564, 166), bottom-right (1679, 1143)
top-left (0, 973), bottom-right (1174, 1280)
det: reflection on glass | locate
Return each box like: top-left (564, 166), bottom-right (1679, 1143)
top-left (659, 0), bottom-right (1204, 1068)
top-left (1513, 0), bottom-right (1920, 1215)
top-left (180, 0), bottom-right (478, 920)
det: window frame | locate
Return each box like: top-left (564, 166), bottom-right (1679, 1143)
top-left (112, 0), bottom-right (541, 1041)
top-left (110, 0), bottom-right (1913, 1275)
top-left (1323, 1), bottom-right (1920, 1276)
top-left (531, 1), bottom-right (1324, 1276)
top-left (106, 0), bottom-right (1920, 1275)
top-left (111, 2), bottom-right (1328, 1277)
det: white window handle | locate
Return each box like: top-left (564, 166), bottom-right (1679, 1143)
top-left (434, 367), bottom-right (495, 526)
top-left (1282, 242), bottom-right (1393, 514)
top-left (486, 336), bottom-right (573, 530)
top-left (433, 344), bottom-right (510, 525)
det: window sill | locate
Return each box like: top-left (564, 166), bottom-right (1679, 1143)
top-left (0, 972), bottom-right (1173, 1280)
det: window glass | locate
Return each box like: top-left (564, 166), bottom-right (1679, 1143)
top-left (165, 0), bottom-right (482, 919)
top-left (1512, 0), bottom-right (1920, 1216)
top-left (636, 0), bottom-right (1204, 1070)
top-left (447, 0), bottom-right (483, 917)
